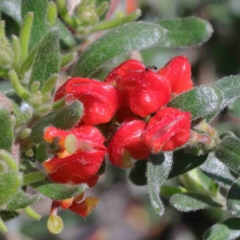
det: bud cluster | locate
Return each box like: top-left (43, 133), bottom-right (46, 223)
top-left (42, 56), bottom-right (193, 224)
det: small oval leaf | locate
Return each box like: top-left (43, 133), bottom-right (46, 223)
top-left (73, 22), bottom-right (165, 77)
top-left (0, 171), bottom-right (22, 206)
top-left (200, 153), bottom-right (237, 189)
top-left (6, 190), bottom-right (42, 211)
top-left (215, 136), bottom-right (240, 173)
top-left (0, 108), bottom-right (13, 152)
top-left (159, 17), bottom-right (213, 48)
top-left (30, 101), bottom-right (83, 143)
top-left (168, 149), bottom-right (208, 179)
top-left (227, 177), bottom-right (240, 216)
top-left (170, 193), bottom-right (222, 212)
top-left (29, 27), bottom-right (60, 89)
top-left (203, 218), bottom-right (240, 240)
top-left (33, 181), bottom-right (86, 200)
top-left (147, 152), bottom-right (173, 216)
top-left (168, 86), bottom-right (223, 120)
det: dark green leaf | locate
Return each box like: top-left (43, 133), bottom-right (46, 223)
top-left (73, 22), bottom-right (165, 77)
top-left (0, 171), bottom-right (22, 206)
top-left (57, 19), bottom-right (76, 49)
top-left (29, 27), bottom-right (60, 89)
top-left (30, 101), bottom-right (83, 143)
top-left (21, 0), bottom-right (49, 49)
top-left (0, 210), bottom-right (19, 222)
top-left (147, 152), bottom-right (173, 216)
top-left (227, 177), bottom-right (240, 216)
top-left (170, 193), bottom-right (222, 212)
top-left (0, 108), bottom-right (13, 152)
top-left (6, 190), bottom-right (42, 211)
top-left (33, 181), bottom-right (86, 200)
top-left (200, 153), bottom-right (237, 189)
top-left (203, 218), bottom-right (240, 240)
top-left (215, 136), bottom-right (240, 173)
top-left (0, 0), bottom-right (21, 23)
top-left (168, 86), bottom-right (223, 120)
top-left (168, 149), bottom-right (208, 178)
top-left (158, 17), bottom-right (213, 48)
top-left (129, 160), bottom-right (147, 186)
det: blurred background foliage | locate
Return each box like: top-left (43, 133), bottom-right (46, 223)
top-left (1, 0), bottom-right (240, 239)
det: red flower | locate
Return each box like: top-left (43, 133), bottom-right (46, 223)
top-left (43, 125), bottom-right (107, 186)
top-left (54, 77), bottom-right (122, 125)
top-left (142, 107), bottom-right (191, 153)
top-left (108, 120), bottom-right (150, 168)
top-left (105, 60), bottom-right (171, 117)
top-left (157, 56), bottom-right (193, 95)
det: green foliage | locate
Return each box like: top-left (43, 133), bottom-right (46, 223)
top-left (147, 153), bottom-right (173, 216)
top-left (73, 22), bottom-right (165, 77)
top-left (168, 86), bottom-right (224, 120)
top-left (203, 218), bottom-right (240, 240)
top-left (158, 17), bottom-right (213, 48)
top-left (32, 181), bottom-right (86, 200)
top-left (29, 27), bottom-right (60, 89)
top-left (30, 101), bottom-right (83, 143)
top-left (170, 192), bottom-right (222, 212)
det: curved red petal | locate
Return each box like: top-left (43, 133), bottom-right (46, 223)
top-left (157, 56), bottom-right (193, 95)
top-left (142, 107), bottom-right (191, 153)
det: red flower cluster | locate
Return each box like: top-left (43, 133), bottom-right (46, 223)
top-left (42, 55), bottom-right (193, 218)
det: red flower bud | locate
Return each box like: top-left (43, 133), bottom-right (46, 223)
top-left (105, 60), bottom-right (171, 117)
top-left (54, 77), bottom-right (122, 125)
top-left (142, 107), bottom-right (191, 153)
top-left (157, 56), bottom-right (193, 95)
top-left (43, 125), bottom-right (106, 185)
top-left (108, 120), bottom-right (150, 168)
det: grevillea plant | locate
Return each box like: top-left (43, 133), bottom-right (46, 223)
top-left (1, 0), bottom-right (240, 239)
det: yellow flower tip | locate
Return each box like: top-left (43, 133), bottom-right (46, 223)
top-left (59, 198), bottom-right (73, 209)
top-left (85, 197), bottom-right (99, 216)
top-left (47, 215), bottom-right (64, 234)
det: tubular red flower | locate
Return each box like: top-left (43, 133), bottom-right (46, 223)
top-left (105, 60), bottom-right (171, 117)
top-left (108, 120), bottom-right (150, 168)
top-left (43, 125), bottom-right (106, 185)
top-left (157, 56), bottom-right (193, 95)
top-left (142, 107), bottom-right (191, 153)
top-left (54, 77), bottom-right (122, 125)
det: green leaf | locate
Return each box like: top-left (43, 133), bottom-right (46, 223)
top-left (203, 218), bottom-right (240, 240)
top-left (73, 22), bottom-right (165, 77)
top-left (6, 190), bottom-right (42, 211)
top-left (214, 75), bottom-right (240, 109)
top-left (168, 149), bottom-right (208, 178)
top-left (30, 101), bottom-right (83, 143)
top-left (227, 177), bottom-right (240, 216)
top-left (158, 17), bottom-right (213, 48)
top-left (33, 181), bottom-right (86, 200)
top-left (0, 0), bottom-right (21, 23)
top-left (170, 192), bottom-right (222, 212)
top-left (0, 108), bottom-right (13, 152)
top-left (215, 136), bottom-right (240, 173)
top-left (0, 171), bottom-right (22, 206)
top-left (29, 27), bottom-right (60, 89)
top-left (168, 86), bottom-right (224, 120)
top-left (21, 0), bottom-right (49, 49)
top-left (147, 152), bottom-right (173, 216)
top-left (57, 19), bottom-right (76, 49)
top-left (200, 153), bottom-right (237, 189)
top-left (0, 210), bottom-right (19, 222)
top-left (129, 160), bottom-right (147, 186)
top-left (160, 185), bottom-right (186, 198)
